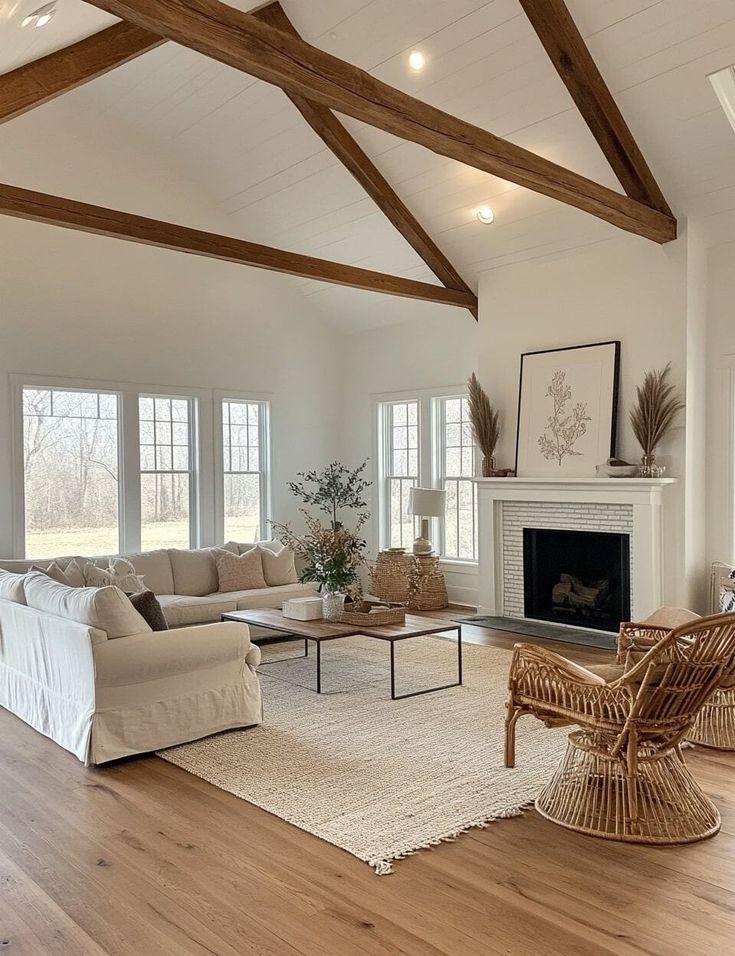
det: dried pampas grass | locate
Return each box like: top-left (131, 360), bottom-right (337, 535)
top-left (467, 373), bottom-right (500, 461)
top-left (629, 363), bottom-right (684, 456)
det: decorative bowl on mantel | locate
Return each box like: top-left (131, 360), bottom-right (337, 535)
top-left (595, 458), bottom-right (639, 478)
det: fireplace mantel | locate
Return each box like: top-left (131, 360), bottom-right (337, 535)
top-left (474, 477), bottom-right (678, 624)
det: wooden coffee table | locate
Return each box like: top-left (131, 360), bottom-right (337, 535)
top-left (221, 607), bottom-right (462, 699)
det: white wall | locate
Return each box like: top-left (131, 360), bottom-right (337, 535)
top-left (477, 234), bottom-right (694, 607)
top-left (338, 311), bottom-right (479, 605)
top-left (706, 240), bottom-right (735, 574)
top-left (0, 99), bottom-right (340, 556)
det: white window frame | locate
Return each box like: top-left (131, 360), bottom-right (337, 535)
top-left (138, 392), bottom-right (200, 550)
top-left (377, 398), bottom-right (422, 551)
top-left (213, 391), bottom-right (272, 545)
top-left (432, 395), bottom-right (478, 562)
top-left (374, 386), bottom-right (478, 566)
top-left (10, 374), bottom-right (274, 558)
top-left (15, 380), bottom-right (125, 557)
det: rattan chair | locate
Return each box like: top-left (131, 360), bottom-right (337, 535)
top-left (619, 609), bottom-right (735, 751)
top-left (505, 612), bottom-right (735, 844)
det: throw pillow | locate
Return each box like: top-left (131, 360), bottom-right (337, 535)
top-left (259, 545), bottom-right (298, 586)
top-left (84, 559), bottom-right (146, 593)
top-left (214, 547), bottom-right (267, 592)
top-left (30, 561), bottom-right (72, 586)
top-left (126, 590), bottom-right (169, 632)
top-left (24, 573), bottom-right (151, 640)
top-left (60, 557), bottom-right (87, 588)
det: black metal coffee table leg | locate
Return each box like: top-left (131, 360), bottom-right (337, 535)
top-left (390, 625), bottom-right (463, 700)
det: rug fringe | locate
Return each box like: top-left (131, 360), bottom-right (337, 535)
top-left (367, 800), bottom-right (535, 875)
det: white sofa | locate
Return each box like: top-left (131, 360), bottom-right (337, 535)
top-left (0, 540), bottom-right (317, 632)
top-left (0, 541), bottom-right (315, 765)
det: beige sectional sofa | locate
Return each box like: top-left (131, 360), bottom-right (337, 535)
top-left (0, 540), bottom-right (317, 631)
top-left (0, 541), bottom-right (317, 765)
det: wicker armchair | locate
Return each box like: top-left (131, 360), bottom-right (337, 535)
top-left (505, 612), bottom-right (735, 843)
top-left (619, 609), bottom-right (735, 750)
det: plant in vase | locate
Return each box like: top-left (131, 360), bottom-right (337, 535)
top-left (467, 373), bottom-right (501, 476)
top-left (629, 363), bottom-right (684, 477)
top-left (287, 459), bottom-right (371, 530)
top-left (273, 460), bottom-right (371, 619)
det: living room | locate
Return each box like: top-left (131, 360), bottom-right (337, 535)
top-left (1, 1), bottom-right (735, 954)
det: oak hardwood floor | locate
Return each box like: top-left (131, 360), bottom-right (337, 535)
top-left (1, 617), bottom-right (734, 956)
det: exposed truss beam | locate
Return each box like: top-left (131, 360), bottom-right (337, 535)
top-left (81, 0), bottom-right (676, 243)
top-left (253, 2), bottom-right (477, 318)
top-left (0, 22), bottom-right (164, 125)
top-left (517, 0), bottom-right (673, 217)
top-left (0, 182), bottom-right (476, 309)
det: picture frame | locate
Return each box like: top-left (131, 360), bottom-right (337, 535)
top-left (515, 341), bottom-right (621, 478)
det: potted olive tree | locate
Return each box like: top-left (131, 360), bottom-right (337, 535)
top-left (271, 460), bottom-right (371, 619)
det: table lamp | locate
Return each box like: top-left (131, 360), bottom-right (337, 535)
top-left (408, 487), bottom-right (446, 555)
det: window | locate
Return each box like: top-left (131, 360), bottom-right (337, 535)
top-left (22, 387), bottom-right (120, 557)
top-left (139, 395), bottom-right (195, 550)
top-left (377, 391), bottom-right (478, 562)
top-left (14, 376), bottom-right (271, 558)
top-left (381, 400), bottom-right (419, 549)
top-left (222, 399), bottom-right (268, 542)
top-left (437, 396), bottom-right (478, 561)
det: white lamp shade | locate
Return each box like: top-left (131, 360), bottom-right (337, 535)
top-left (408, 487), bottom-right (446, 518)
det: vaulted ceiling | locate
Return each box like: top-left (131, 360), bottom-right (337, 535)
top-left (2, 0), bottom-right (735, 330)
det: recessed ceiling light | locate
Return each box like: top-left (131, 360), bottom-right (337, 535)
top-left (476, 206), bottom-right (494, 225)
top-left (21, 1), bottom-right (57, 28)
top-left (408, 50), bottom-right (426, 72)
top-left (709, 65), bottom-right (735, 134)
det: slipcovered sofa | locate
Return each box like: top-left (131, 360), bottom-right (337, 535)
top-left (0, 540), bottom-right (317, 632)
top-left (0, 541), bottom-right (316, 764)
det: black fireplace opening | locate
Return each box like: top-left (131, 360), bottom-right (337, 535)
top-left (523, 528), bottom-right (631, 633)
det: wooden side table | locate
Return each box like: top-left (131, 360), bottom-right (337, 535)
top-left (370, 550), bottom-right (448, 610)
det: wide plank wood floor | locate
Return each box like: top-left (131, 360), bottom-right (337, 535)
top-left (2, 617), bottom-right (735, 956)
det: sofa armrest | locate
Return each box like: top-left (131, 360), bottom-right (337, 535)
top-left (93, 621), bottom-right (255, 687)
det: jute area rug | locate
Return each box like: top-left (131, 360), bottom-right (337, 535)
top-left (158, 635), bottom-right (565, 874)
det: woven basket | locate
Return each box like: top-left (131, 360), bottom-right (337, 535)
top-left (340, 602), bottom-right (406, 626)
top-left (369, 550), bottom-right (414, 604)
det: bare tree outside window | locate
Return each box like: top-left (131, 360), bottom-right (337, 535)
top-left (222, 399), bottom-right (267, 542)
top-left (439, 397), bottom-right (477, 561)
top-left (384, 401), bottom-right (419, 549)
top-left (23, 387), bottom-right (120, 557)
top-left (139, 396), bottom-right (194, 550)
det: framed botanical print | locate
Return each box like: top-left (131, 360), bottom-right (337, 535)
top-left (515, 341), bottom-right (621, 478)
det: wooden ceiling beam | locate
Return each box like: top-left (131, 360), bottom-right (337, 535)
top-left (0, 182), bottom-right (476, 309)
top-left (81, 0), bottom-right (676, 243)
top-left (253, 2), bottom-right (477, 318)
top-left (517, 0), bottom-right (673, 218)
top-left (0, 21), bottom-right (164, 125)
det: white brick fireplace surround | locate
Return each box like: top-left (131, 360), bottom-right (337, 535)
top-left (475, 478), bottom-right (677, 627)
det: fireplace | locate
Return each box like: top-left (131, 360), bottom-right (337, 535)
top-left (523, 527), bottom-right (631, 633)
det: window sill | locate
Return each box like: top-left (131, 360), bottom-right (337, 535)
top-left (438, 558), bottom-right (478, 574)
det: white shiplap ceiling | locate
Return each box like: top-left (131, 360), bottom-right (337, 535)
top-left (2, 0), bottom-right (735, 330)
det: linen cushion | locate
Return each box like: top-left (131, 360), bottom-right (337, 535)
top-left (60, 557), bottom-right (87, 588)
top-left (24, 572), bottom-right (151, 639)
top-left (127, 590), bottom-right (169, 632)
top-left (259, 545), bottom-right (298, 586)
top-left (30, 561), bottom-right (72, 586)
top-left (231, 539), bottom-right (283, 555)
top-left (169, 548), bottom-right (219, 596)
top-left (0, 569), bottom-right (27, 604)
top-left (84, 558), bottom-right (146, 593)
top-left (214, 547), bottom-right (267, 592)
top-left (156, 593), bottom-right (238, 627)
top-left (119, 549), bottom-right (175, 596)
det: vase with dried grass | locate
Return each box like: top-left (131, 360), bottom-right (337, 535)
top-left (629, 363), bottom-right (684, 477)
top-left (467, 373), bottom-right (500, 477)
